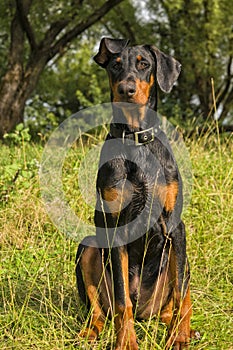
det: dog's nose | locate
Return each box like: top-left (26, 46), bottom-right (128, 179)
top-left (117, 81), bottom-right (136, 97)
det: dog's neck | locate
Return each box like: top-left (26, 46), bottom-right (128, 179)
top-left (111, 101), bottom-right (158, 133)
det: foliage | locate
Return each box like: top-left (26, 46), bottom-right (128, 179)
top-left (23, 41), bottom-right (110, 139)
top-left (23, 0), bottom-right (233, 138)
top-left (0, 0), bottom-right (232, 137)
top-left (33, 41), bottom-right (109, 112)
top-left (0, 129), bottom-right (40, 202)
top-left (3, 123), bottom-right (31, 144)
top-left (145, 0), bottom-right (233, 124)
top-left (0, 131), bottom-right (233, 348)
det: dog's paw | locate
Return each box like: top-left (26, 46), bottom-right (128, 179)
top-left (166, 331), bottom-right (189, 349)
top-left (115, 334), bottom-right (138, 350)
top-left (115, 342), bottom-right (138, 350)
top-left (78, 327), bottom-right (98, 341)
top-left (166, 329), bottom-right (201, 349)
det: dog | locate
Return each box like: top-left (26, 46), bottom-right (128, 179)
top-left (76, 37), bottom-right (198, 349)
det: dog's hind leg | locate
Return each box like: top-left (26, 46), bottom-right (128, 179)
top-left (75, 236), bottom-right (112, 341)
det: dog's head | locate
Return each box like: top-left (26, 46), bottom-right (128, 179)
top-left (94, 37), bottom-right (181, 110)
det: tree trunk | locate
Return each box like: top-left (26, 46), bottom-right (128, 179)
top-left (0, 1), bottom-right (22, 136)
top-left (0, 0), bottom-right (124, 138)
top-left (0, 57), bottom-right (47, 137)
top-left (0, 69), bottom-right (23, 137)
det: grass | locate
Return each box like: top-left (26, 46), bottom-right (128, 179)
top-left (0, 128), bottom-right (232, 349)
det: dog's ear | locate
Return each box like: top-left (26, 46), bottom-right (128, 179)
top-left (94, 37), bottom-right (130, 68)
top-left (148, 46), bottom-right (181, 93)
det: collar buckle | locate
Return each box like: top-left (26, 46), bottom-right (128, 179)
top-left (134, 127), bottom-right (155, 146)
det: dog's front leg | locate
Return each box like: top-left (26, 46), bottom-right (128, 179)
top-left (165, 221), bottom-right (192, 349)
top-left (111, 246), bottom-right (138, 350)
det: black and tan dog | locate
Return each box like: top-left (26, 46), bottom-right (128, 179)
top-left (76, 38), bottom-right (197, 349)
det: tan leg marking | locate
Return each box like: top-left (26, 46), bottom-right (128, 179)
top-left (115, 250), bottom-right (138, 350)
top-left (166, 286), bottom-right (192, 349)
top-left (165, 249), bottom-right (192, 349)
top-left (79, 247), bottom-right (112, 341)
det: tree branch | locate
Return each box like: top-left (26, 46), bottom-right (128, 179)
top-left (218, 87), bottom-right (233, 122)
top-left (16, 0), bottom-right (37, 51)
top-left (23, 0), bottom-right (124, 102)
top-left (39, 18), bottom-right (70, 50)
top-left (216, 55), bottom-right (233, 108)
top-left (48, 0), bottom-right (124, 60)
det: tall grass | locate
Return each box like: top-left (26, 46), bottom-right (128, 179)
top-left (0, 128), bottom-right (232, 349)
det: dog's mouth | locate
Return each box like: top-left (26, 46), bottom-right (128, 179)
top-left (124, 97), bottom-right (136, 104)
top-left (113, 95), bottom-right (147, 107)
top-left (113, 96), bottom-right (136, 104)
top-left (113, 100), bottom-right (145, 110)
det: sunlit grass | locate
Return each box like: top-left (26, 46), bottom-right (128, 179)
top-left (0, 128), bottom-right (232, 349)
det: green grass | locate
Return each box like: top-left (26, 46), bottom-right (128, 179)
top-left (0, 129), bottom-right (232, 349)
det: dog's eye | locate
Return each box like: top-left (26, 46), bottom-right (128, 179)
top-left (137, 61), bottom-right (149, 70)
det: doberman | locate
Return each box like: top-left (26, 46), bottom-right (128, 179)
top-left (76, 38), bottom-right (198, 349)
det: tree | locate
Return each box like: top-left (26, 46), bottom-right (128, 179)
top-left (23, 0), bottom-right (146, 136)
top-left (25, 41), bottom-right (111, 137)
top-left (146, 0), bottom-right (233, 128)
top-left (0, 0), bottom-right (124, 138)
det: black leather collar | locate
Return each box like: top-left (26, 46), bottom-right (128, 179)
top-left (110, 124), bottom-right (160, 146)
